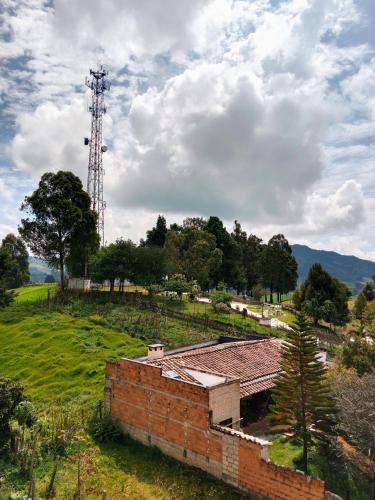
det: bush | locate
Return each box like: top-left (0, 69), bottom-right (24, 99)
top-left (214, 302), bottom-right (231, 314)
top-left (210, 290), bottom-right (232, 307)
top-left (88, 415), bottom-right (121, 443)
top-left (15, 400), bottom-right (37, 428)
top-left (341, 336), bottom-right (375, 376)
top-left (0, 377), bottom-right (24, 449)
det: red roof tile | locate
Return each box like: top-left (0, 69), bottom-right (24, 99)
top-left (149, 339), bottom-right (282, 397)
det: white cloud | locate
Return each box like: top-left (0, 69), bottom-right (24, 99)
top-left (304, 179), bottom-right (365, 232)
top-left (10, 99), bottom-right (91, 179)
top-left (107, 60), bottom-right (332, 225)
top-left (1, 0), bottom-right (374, 258)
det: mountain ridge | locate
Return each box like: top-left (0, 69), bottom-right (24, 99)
top-left (292, 244), bottom-right (375, 294)
top-left (29, 256), bottom-right (59, 283)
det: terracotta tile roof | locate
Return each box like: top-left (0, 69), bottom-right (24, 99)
top-left (240, 374), bottom-right (278, 398)
top-left (149, 339), bottom-right (282, 397)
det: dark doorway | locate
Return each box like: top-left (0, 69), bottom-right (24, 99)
top-left (240, 390), bottom-right (272, 428)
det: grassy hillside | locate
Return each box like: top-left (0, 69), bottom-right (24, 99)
top-left (0, 286), bottom-right (242, 499)
top-left (12, 282), bottom-right (57, 303)
top-left (292, 244), bottom-right (375, 294)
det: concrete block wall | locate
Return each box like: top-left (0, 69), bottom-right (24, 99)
top-left (106, 359), bottom-right (325, 500)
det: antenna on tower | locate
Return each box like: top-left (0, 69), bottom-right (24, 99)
top-left (84, 65), bottom-right (110, 246)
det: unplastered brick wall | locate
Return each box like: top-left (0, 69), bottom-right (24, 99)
top-left (105, 358), bottom-right (223, 477)
top-left (106, 359), bottom-right (326, 500)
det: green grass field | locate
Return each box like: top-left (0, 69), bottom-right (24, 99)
top-left (12, 282), bottom-right (57, 303)
top-left (154, 296), bottom-right (290, 337)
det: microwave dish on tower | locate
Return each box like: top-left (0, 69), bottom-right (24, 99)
top-left (84, 65), bottom-right (110, 246)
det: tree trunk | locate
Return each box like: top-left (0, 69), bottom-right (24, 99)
top-left (110, 279), bottom-right (114, 293)
top-left (59, 255), bottom-right (65, 291)
top-left (46, 459), bottom-right (59, 499)
top-left (270, 284), bottom-right (273, 303)
top-left (302, 433), bottom-right (308, 474)
top-left (299, 348), bottom-right (308, 474)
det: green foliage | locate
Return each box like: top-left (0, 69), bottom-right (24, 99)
top-left (361, 281), bottom-right (374, 301)
top-left (90, 240), bottom-right (167, 291)
top-left (205, 216), bottom-right (244, 291)
top-left (1, 234), bottom-right (30, 288)
top-left (321, 300), bottom-right (337, 327)
top-left (363, 300), bottom-right (375, 336)
top-left (269, 313), bottom-right (336, 473)
top-left (0, 247), bottom-right (15, 308)
top-left (210, 289), bottom-right (232, 313)
top-left (19, 171), bottom-right (98, 289)
top-left (44, 274), bottom-right (56, 284)
top-left (251, 283), bottom-right (265, 301)
top-left (164, 274), bottom-right (190, 298)
top-left (133, 245), bottom-right (167, 287)
top-left (270, 437), bottom-right (374, 499)
top-left (232, 221), bottom-right (263, 294)
top-left (0, 377), bottom-right (24, 449)
top-left (292, 288), bottom-right (302, 309)
top-left (146, 284), bottom-right (165, 297)
top-left (165, 225), bottom-right (222, 288)
top-left (143, 215), bottom-right (168, 247)
top-left (90, 239), bottom-right (136, 290)
top-left (213, 302), bottom-right (231, 314)
top-left (354, 292), bottom-right (367, 324)
top-left (298, 263), bottom-right (350, 326)
top-left (341, 336), bottom-right (375, 375)
top-left (15, 400), bottom-right (37, 428)
top-left (258, 234), bottom-right (298, 302)
top-left (88, 415), bottom-right (121, 443)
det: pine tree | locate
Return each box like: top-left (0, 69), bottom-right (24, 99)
top-left (269, 313), bottom-right (335, 473)
top-left (144, 215), bottom-right (168, 247)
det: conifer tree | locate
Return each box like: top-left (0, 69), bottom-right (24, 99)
top-left (269, 313), bottom-right (335, 473)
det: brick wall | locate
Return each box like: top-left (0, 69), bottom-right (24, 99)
top-left (106, 359), bottom-right (326, 500)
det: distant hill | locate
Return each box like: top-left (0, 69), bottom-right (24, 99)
top-left (29, 256), bottom-right (59, 283)
top-left (292, 244), bottom-right (375, 294)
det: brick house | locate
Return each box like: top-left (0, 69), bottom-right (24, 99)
top-left (105, 337), bottom-right (328, 499)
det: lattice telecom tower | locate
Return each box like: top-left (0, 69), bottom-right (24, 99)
top-left (84, 65), bottom-right (110, 246)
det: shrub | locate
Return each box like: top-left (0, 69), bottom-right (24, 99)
top-left (0, 377), bottom-right (24, 449)
top-left (15, 401), bottom-right (37, 428)
top-left (210, 290), bottom-right (232, 307)
top-left (214, 302), bottom-right (231, 314)
top-left (88, 415), bottom-right (121, 443)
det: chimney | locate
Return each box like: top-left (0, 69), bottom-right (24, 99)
top-left (147, 343), bottom-right (165, 360)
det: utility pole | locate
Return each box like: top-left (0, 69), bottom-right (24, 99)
top-left (84, 65), bottom-right (110, 246)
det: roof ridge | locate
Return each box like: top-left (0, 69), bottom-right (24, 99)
top-left (166, 338), bottom-right (270, 360)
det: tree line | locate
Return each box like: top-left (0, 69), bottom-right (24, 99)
top-left (0, 170), bottom-right (298, 301)
top-left (0, 169), bottom-right (357, 330)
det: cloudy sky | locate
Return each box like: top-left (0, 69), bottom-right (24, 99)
top-left (1, 0), bottom-right (375, 259)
